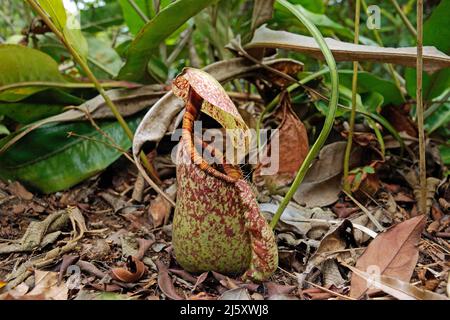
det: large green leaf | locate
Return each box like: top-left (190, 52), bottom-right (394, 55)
top-left (0, 45), bottom-right (68, 102)
top-left (38, 0), bottom-right (88, 60)
top-left (405, 0), bottom-right (450, 100)
top-left (337, 70), bottom-right (404, 106)
top-left (117, 0), bottom-right (218, 83)
top-left (440, 145), bottom-right (450, 166)
top-left (0, 116), bottom-right (141, 193)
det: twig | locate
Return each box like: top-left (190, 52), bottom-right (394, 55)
top-left (343, 0), bottom-right (361, 192)
top-left (416, 0), bottom-right (427, 214)
top-left (343, 190), bottom-right (385, 232)
top-left (126, 0), bottom-right (149, 23)
top-left (389, 0), bottom-right (417, 37)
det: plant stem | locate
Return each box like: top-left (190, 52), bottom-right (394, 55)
top-left (389, 0), bottom-right (417, 37)
top-left (343, 0), bottom-right (361, 193)
top-left (126, 0), bottom-right (150, 23)
top-left (26, 0), bottom-right (169, 202)
top-left (416, 0), bottom-right (427, 214)
top-left (270, 0), bottom-right (339, 229)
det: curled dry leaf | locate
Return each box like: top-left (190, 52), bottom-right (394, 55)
top-left (293, 141), bottom-right (361, 208)
top-left (149, 183), bottom-right (177, 228)
top-left (350, 215), bottom-right (427, 298)
top-left (254, 93), bottom-right (309, 191)
top-left (110, 256), bottom-right (146, 283)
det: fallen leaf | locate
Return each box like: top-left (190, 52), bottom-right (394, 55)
top-left (293, 141), bottom-right (361, 207)
top-left (110, 256), bottom-right (146, 283)
top-left (347, 265), bottom-right (448, 300)
top-left (350, 215), bottom-right (427, 298)
top-left (156, 261), bottom-right (183, 300)
top-left (219, 287), bottom-right (251, 300)
top-left (6, 181), bottom-right (33, 200)
top-left (149, 183), bottom-right (177, 228)
top-left (254, 93), bottom-right (309, 190)
top-left (27, 271), bottom-right (68, 300)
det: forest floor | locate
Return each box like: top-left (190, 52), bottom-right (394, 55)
top-left (0, 145), bottom-right (449, 300)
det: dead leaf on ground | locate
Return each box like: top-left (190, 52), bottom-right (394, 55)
top-left (149, 183), bottom-right (177, 228)
top-left (156, 261), bottom-right (183, 300)
top-left (6, 181), bottom-right (33, 200)
top-left (254, 93), bottom-right (309, 191)
top-left (110, 256), bottom-right (146, 283)
top-left (219, 287), bottom-right (251, 300)
top-left (293, 141), bottom-right (361, 208)
top-left (347, 264), bottom-right (448, 300)
top-left (350, 215), bottom-right (427, 298)
top-left (27, 271), bottom-right (68, 300)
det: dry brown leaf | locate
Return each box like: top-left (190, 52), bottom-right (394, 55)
top-left (27, 271), bottom-right (68, 300)
top-left (156, 261), bottom-right (183, 300)
top-left (293, 141), bottom-right (361, 207)
top-left (149, 183), bottom-right (177, 228)
top-left (350, 215), bottom-right (427, 298)
top-left (247, 26), bottom-right (450, 72)
top-left (219, 287), bottom-right (251, 300)
top-left (6, 181), bottom-right (33, 200)
top-left (110, 256), bottom-right (146, 283)
top-left (254, 94), bottom-right (309, 190)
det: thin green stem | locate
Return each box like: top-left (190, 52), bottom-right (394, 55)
top-left (270, 0), bottom-right (339, 229)
top-left (26, 0), bottom-right (173, 205)
top-left (389, 0), bottom-right (417, 37)
top-left (416, 0), bottom-right (427, 214)
top-left (126, 0), bottom-right (150, 23)
top-left (343, 0), bottom-right (361, 193)
top-left (0, 81), bottom-right (131, 93)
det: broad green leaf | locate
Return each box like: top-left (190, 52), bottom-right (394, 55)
top-left (38, 0), bottom-right (88, 60)
top-left (440, 145), bottom-right (450, 165)
top-left (0, 45), bottom-right (67, 102)
top-left (337, 70), bottom-right (404, 106)
top-left (118, 0), bottom-right (153, 35)
top-left (425, 103), bottom-right (450, 134)
top-left (0, 116), bottom-right (141, 193)
top-left (118, 0), bottom-right (218, 83)
top-left (81, 2), bottom-right (124, 33)
top-left (37, 0), bottom-right (67, 30)
top-left (287, 0), bottom-right (324, 13)
top-left (405, 0), bottom-right (450, 100)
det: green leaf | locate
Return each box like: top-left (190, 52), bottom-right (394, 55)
top-left (405, 0), bottom-right (450, 100)
top-left (38, 0), bottom-right (88, 61)
top-left (425, 103), bottom-right (450, 134)
top-left (0, 116), bottom-right (141, 193)
top-left (118, 0), bottom-right (218, 83)
top-left (287, 0), bottom-right (324, 13)
top-left (0, 124), bottom-right (9, 136)
top-left (440, 145), bottom-right (450, 165)
top-left (337, 70), bottom-right (404, 106)
top-left (81, 2), bottom-right (124, 33)
top-left (37, 0), bottom-right (67, 30)
top-left (0, 45), bottom-right (67, 102)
